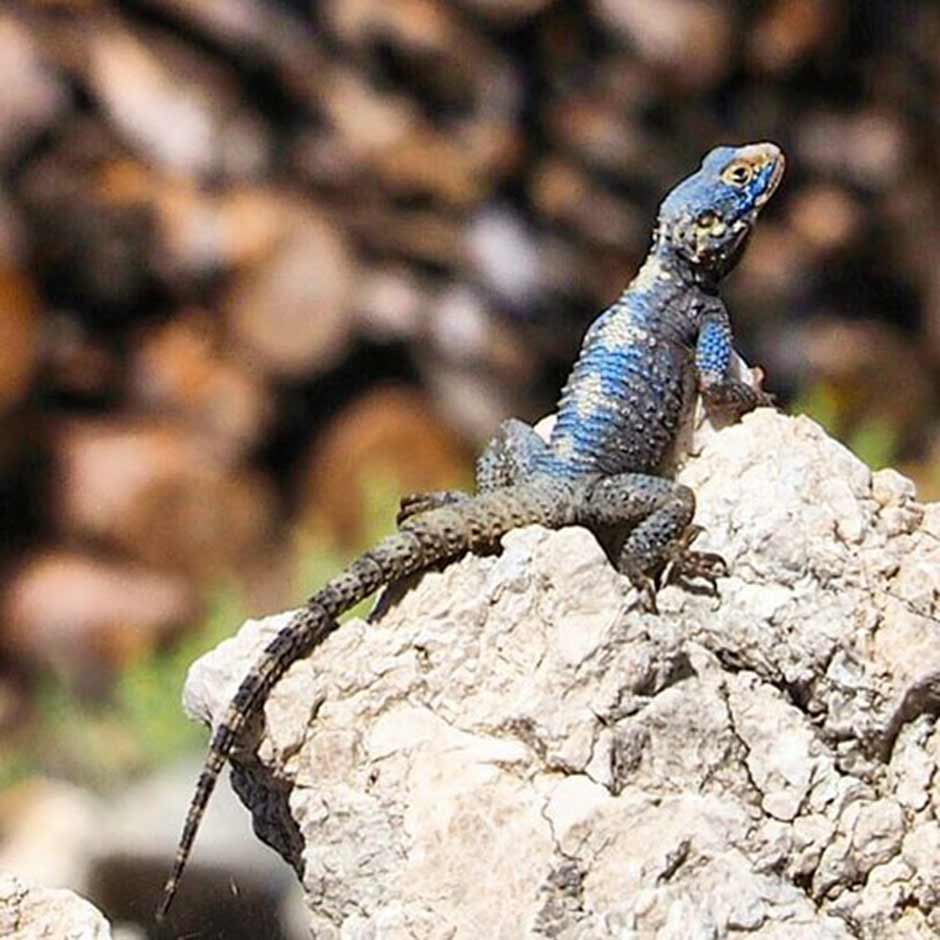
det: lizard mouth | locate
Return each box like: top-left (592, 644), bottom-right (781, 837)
top-left (753, 144), bottom-right (785, 207)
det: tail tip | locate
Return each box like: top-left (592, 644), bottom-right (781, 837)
top-left (155, 880), bottom-right (176, 922)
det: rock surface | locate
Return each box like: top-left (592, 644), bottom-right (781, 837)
top-left (0, 872), bottom-right (111, 940)
top-left (185, 409), bottom-right (940, 939)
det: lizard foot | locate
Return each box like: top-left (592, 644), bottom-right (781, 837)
top-left (618, 561), bottom-right (661, 615)
top-left (662, 525), bottom-right (728, 593)
top-left (666, 550), bottom-right (728, 592)
top-left (702, 371), bottom-right (774, 420)
top-left (749, 366), bottom-right (777, 409)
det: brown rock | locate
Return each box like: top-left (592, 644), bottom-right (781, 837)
top-left (0, 673), bottom-right (28, 740)
top-left (530, 157), bottom-right (643, 247)
top-left (212, 188), bottom-right (290, 269)
top-left (748, 0), bottom-right (838, 74)
top-left (328, 0), bottom-right (521, 116)
top-left (731, 222), bottom-right (809, 308)
top-left (535, 233), bottom-right (635, 310)
top-left (320, 2), bottom-right (521, 201)
top-left (416, 287), bottom-right (542, 441)
top-left (0, 190), bottom-right (24, 265)
top-left (18, 140), bottom-right (160, 311)
top-left (325, 0), bottom-right (515, 101)
top-left (327, 0), bottom-right (458, 52)
top-left (136, 0), bottom-right (327, 104)
top-left (329, 0), bottom-right (552, 42)
top-left (797, 110), bottom-right (910, 189)
top-left (530, 157), bottom-right (587, 216)
top-left (922, 247), bottom-right (940, 366)
top-left (128, 467), bottom-right (279, 579)
top-left (289, 128), bottom-right (365, 192)
top-left (317, 66), bottom-right (419, 160)
top-left (458, 119), bottom-right (525, 184)
top-left (353, 266), bottom-right (429, 342)
top-left (43, 313), bottom-right (119, 400)
top-left (50, 417), bottom-right (277, 577)
top-left (345, 203), bottom-right (464, 267)
top-left (455, 0), bottom-right (556, 23)
top-left (419, 361), bottom-right (529, 444)
top-left (298, 94), bottom-right (520, 200)
top-left (371, 126), bottom-right (488, 207)
top-left (1, 551), bottom-right (198, 678)
top-left (130, 313), bottom-right (271, 458)
top-left (592, 0), bottom-right (733, 91)
top-left (96, 161), bottom-right (288, 282)
top-left (0, 13), bottom-right (66, 167)
top-left (428, 286), bottom-right (535, 380)
top-left (83, 22), bottom-right (246, 180)
top-left (297, 385), bottom-right (470, 548)
top-left (544, 94), bottom-right (644, 173)
top-left (787, 184), bottom-right (862, 258)
top-left (224, 208), bottom-right (355, 378)
top-left (464, 207), bottom-right (542, 306)
top-left (0, 266), bottom-right (39, 413)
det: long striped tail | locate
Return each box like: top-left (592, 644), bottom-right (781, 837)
top-left (155, 599), bottom-right (340, 921)
top-left (156, 483), bottom-right (575, 920)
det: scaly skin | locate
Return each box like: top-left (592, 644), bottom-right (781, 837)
top-left (157, 142), bottom-right (784, 919)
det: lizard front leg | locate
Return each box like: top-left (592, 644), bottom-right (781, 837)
top-left (696, 309), bottom-right (773, 419)
top-left (578, 474), bottom-right (726, 613)
top-left (474, 417), bottom-right (552, 492)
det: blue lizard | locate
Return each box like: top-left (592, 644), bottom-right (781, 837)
top-left (158, 141), bottom-right (784, 919)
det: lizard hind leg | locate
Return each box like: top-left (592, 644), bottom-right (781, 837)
top-left (475, 418), bottom-right (552, 492)
top-left (397, 419), bottom-right (550, 526)
top-left (579, 474), bottom-right (725, 613)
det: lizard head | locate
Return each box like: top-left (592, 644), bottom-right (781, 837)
top-left (656, 142), bottom-right (785, 280)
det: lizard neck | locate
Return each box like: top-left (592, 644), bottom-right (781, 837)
top-left (647, 232), bottom-right (722, 294)
top-left (609, 243), bottom-right (715, 338)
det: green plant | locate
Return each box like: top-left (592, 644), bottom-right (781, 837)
top-left (795, 382), bottom-right (901, 470)
top-left (0, 474), bottom-right (418, 791)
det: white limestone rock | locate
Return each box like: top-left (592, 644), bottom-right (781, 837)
top-left (184, 409), bottom-right (940, 939)
top-left (0, 872), bottom-right (111, 940)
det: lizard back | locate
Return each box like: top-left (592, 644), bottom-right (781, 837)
top-left (548, 257), bottom-right (699, 478)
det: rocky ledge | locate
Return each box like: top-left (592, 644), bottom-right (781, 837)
top-left (185, 409), bottom-right (940, 939)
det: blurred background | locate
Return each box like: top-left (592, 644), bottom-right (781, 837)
top-left (0, 0), bottom-right (938, 936)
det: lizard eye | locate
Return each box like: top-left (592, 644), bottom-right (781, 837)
top-left (696, 211), bottom-right (719, 228)
top-left (721, 161), bottom-right (753, 187)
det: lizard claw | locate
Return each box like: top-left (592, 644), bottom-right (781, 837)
top-left (662, 525), bottom-right (728, 595)
top-left (633, 576), bottom-right (659, 615)
top-left (664, 550), bottom-right (728, 594)
top-left (749, 366), bottom-right (777, 409)
top-left (619, 561), bottom-right (660, 614)
top-left (619, 525), bottom-right (727, 611)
